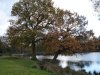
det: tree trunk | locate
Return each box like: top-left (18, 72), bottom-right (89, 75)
top-left (52, 48), bottom-right (67, 62)
top-left (31, 39), bottom-right (37, 60)
top-left (52, 50), bottom-right (61, 62)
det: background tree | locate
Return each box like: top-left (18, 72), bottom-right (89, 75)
top-left (0, 39), bottom-right (4, 55)
top-left (76, 30), bottom-right (96, 52)
top-left (7, 0), bottom-right (56, 60)
top-left (0, 36), bottom-right (11, 55)
top-left (90, 0), bottom-right (100, 50)
top-left (91, 0), bottom-right (100, 20)
top-left (96, 36), bottom-right (100, 51)
top-left (7, 25), bottom-right (25, 54)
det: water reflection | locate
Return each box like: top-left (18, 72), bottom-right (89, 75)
top-left (37, 52), bottom-right (100, 73)
top-left (84, 62), bottom-right (100, 73)
top-left (67, 61), bottom-right (92, 71)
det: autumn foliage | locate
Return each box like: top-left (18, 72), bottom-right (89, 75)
top-left (43, 31), bottom-right (81, 54)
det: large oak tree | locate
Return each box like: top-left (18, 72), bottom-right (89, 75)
top-left (7, 0), bottom-right (56, 60)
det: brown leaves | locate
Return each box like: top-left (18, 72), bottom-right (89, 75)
top-left (43, 31), bottom-right (81, 54)
top-left (80, 37), bottom-right (100, 52)
top-left (43, 32), bottom-right (60, 53)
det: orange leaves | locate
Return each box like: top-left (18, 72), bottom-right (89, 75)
top-left (43, 32), bottom-right (60, 53)
top-left (62, 36), bottom-right (81, 53)
top-left (80, 37), bottom-right (100, 52)
top-left (43, 31), bottom-right (81, 54)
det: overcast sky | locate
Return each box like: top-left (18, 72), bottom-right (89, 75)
top-left (0, 0), bottom-right (100, 37)
top-left (0, 0), bottom-right (18, 36)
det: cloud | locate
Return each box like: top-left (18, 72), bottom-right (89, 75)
top-left (0, 6), bottom-right (10, 36)
top-left (0, 22), bottom-right (10, 35)
top-left (0, 0), bottom-right (19, 36)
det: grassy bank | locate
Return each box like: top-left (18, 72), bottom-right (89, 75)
top-left (0, 56), bottom-right (55, 75)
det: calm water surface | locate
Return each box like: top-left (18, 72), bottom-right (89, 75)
top-left (37, 52), bottom-right (100, 73)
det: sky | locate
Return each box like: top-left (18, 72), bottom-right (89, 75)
top-left (0, 0), bottom-right (100, 37)
top-left (0, 0), bottom-right (18, 36)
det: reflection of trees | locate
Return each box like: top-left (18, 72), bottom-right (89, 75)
top-left (68, 61), bottom-right (92, 69)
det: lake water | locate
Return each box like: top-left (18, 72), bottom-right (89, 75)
top-left (37, 52), bottom-right (100, 73)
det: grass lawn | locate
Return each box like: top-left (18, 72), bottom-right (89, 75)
top-left (0, 56), bottom-right (55, 75)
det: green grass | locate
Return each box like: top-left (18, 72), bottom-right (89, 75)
top-left (0, 56), bottom-right (55, 75)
